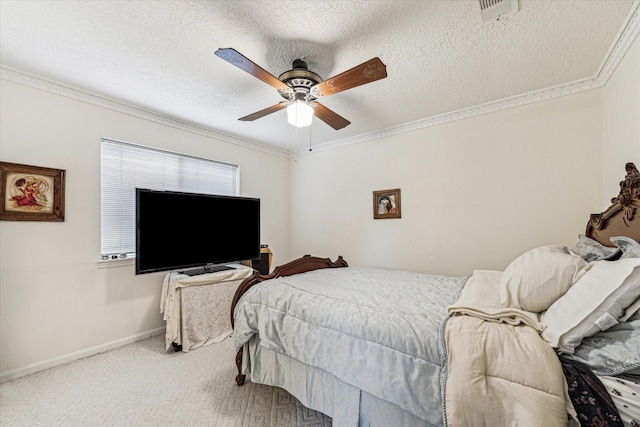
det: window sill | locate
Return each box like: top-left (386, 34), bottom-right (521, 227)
top-left (96, 258), bottom-right (134, 269)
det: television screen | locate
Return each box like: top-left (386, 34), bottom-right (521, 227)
top-left (135, 189), bottom-right (260, 275)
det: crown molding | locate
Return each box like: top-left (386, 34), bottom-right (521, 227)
top-left (292, 76), bottom-right (601, 157)
top-left (292, 0), bottom-right (640, 157)
top-left (0, 66), bottom-right (289, 158)
top-left (2, 0), bottom-right (638, 160)
top-left (594, 0), bottom-right (640, 85)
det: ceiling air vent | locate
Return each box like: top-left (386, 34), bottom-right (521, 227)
top-left (479, 0), bottom-right (519, 23)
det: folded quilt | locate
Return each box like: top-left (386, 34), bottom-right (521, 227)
top-left (447, 270), bottom-right (542, 331)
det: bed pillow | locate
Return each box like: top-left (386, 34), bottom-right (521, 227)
top-left (610, 236), bottom-right (640, 259)
top-left (540, 258), bottom-right (640, 354)
top-left (571, 234), bottom-right (621, 262)
top-left (499, 245), bottom-right (589, 313)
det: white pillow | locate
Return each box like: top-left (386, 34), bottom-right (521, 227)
top-left (540, 258), bottom-right (640, 354)
top-left (499, 245), bottom-right (588, 313)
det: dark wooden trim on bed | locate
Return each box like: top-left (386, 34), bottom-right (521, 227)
top-left (230, 255), bottom-right (348, 385)
top-left (586, 162), bottom-right (640, 246)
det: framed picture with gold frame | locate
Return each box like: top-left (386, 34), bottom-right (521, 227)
top-left (373, 188), bottom-right (401, 219)
top-left (0, 162), bottom-right (66, 221)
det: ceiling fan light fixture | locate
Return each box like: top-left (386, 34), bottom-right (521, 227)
top-left (286, 101), bottom-right (313, 128)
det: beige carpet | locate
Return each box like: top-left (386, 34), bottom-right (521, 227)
top-left (0, 334), bottom-right (332, 426)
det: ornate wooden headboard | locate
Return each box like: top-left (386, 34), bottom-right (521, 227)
top-left (586, 162), bottom-right (640, 246)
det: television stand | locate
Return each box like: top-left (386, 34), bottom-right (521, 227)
top-left (179, 264), bottom-right (236, 276)
top-left (161, 263), bottom-right (253, 353)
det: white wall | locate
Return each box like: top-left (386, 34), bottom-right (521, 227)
top-left (289, 91), bottom-right (604, 277)
top-left (0, 80), bottom-right (289, 378)
top-left (602, 33), bottom-right (640, 201)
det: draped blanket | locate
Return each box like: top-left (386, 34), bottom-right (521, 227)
top-left (559, 356), bottom-right (623, 427)
top-left (161, 266), bottom-right (253, 350)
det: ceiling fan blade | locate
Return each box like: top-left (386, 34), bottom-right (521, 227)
top-left (311, 102), bottom-right (351, 130)
top-left (238, 102), bottom-right (288, 121)
top-left (215, 48), bottom-right (291, 93)
top-left (311, 57), bottom-right (387, 98)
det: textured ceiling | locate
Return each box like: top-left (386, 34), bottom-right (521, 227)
top-left (1, 0), bottom-right (638, 155)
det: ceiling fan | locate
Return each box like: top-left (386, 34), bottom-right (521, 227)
top-left (214, 48), bottom-right (387, 130)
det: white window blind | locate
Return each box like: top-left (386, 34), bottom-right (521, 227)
top-left (101, 139), bottom-right (238, 258)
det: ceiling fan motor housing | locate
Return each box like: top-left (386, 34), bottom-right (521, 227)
top-left (278, 59), bottom-right (323, 102)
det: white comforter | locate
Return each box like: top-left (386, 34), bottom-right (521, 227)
top-left (446, 271), bottom-right (568, 427)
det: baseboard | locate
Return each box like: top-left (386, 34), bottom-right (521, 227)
top-left (0, 327), bottom-right (166, 383)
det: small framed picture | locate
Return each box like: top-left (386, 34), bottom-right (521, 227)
top-left (0, 162), bottom-right (66, 222)
top-left (373, 188), bottom-right (401, 219)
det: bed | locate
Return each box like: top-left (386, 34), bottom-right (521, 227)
top-left (230, 163), bottom-right (640, 427)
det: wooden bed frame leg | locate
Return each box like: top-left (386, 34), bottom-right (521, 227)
top-left (235, 348), bottom-right (246, 386)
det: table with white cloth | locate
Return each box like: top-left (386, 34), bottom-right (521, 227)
top-left (160, 264), bottom-right (254, 352)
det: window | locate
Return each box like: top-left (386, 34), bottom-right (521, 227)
top-left (101, 138), bottom-right (238, 259)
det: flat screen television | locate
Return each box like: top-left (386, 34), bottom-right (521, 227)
top-left (135, 189), bottom-right (260, 275)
